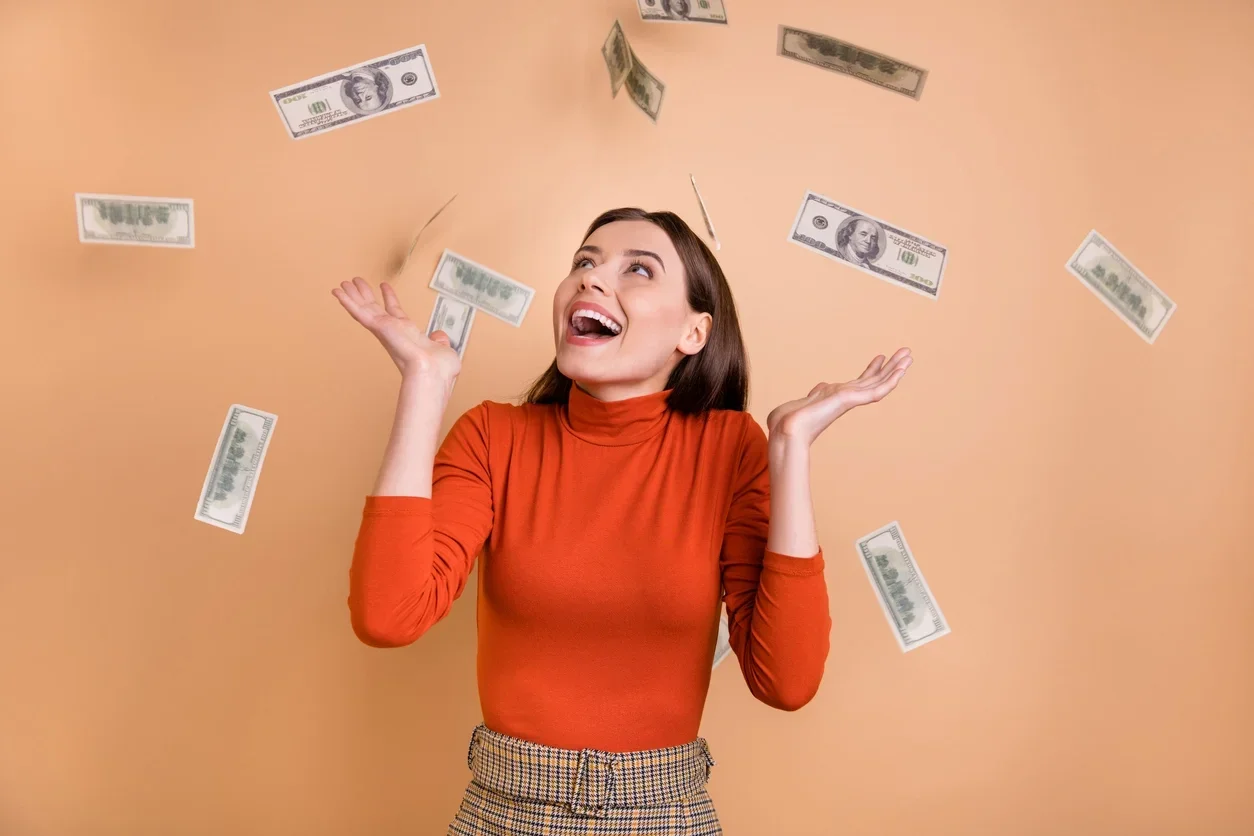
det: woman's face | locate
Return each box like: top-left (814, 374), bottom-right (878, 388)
top-left (551, 219), bottom-right (710, 401)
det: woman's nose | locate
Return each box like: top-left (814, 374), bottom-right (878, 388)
top-left (580, 269), bottom-right (608, 292)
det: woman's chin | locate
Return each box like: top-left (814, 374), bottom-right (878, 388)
top-left (555, 355), bottom-right (603, 383)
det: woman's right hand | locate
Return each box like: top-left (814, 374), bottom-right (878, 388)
top-left (332, 277), bottom-right (461, 382)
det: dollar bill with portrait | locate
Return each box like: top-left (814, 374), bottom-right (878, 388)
top-left (1065, 230), bottom-right (1175, 344)
top-left (75, 193), bottom-right (194, 248)
top-left (777, 24), bottom-right (928, 101)
top-left (788, 191), bottom-right (947, 299)
top-left (270, 44), bottom-right (440, 140)
top-left (856, 521), bottom-right (950, 652)
top-left (427, 249), bottom-right (535, 327)
top-left (601, 20), bottom-right (666, 122)
top-left (426, 294), bottom-right (476, 358)
top-left (194, 404), bottom-right (278, 535)
top-left (636, 0), bottom-right (728, 25)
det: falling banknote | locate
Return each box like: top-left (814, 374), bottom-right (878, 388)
top-left (427, 249), bottom-right (535, 327)
top-left (75, 193), bottom-right (194, 248)
top-left (788, 190), bottom-right (948, 300)
top-left (1065, 230), bottom-right (1175, 344)
top-left (270, 44), bottom-right (440, 140)
top-left (426, 294), bottom-right (476, 358)
top-left (601, 20), bottom-right (666, 122)
top-left (194, 404), bottom-right (278, 535)
top-left (855, 522), bottom-right (949, 652)
top-left (712, 607), bottom-right (733, 670)
top-left (777, 24), bottom-right (928, 101)
top-left (636, 0), bottom-right (728, 25)
top-left (689, 174), bottom-right (720, 250)
top-left (395, 193), bottom-right (458, 279)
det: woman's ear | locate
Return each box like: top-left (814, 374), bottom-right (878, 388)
top-left (678, 311), bottom-right (712, 356)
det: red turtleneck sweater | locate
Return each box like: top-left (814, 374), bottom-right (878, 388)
top-left (347, 385), bottom-right (831, 753)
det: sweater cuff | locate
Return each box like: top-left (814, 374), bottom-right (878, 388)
top-left (362, 494), bottom-right (433, 516)
top-left (762, 547), bottom-right (825, 577)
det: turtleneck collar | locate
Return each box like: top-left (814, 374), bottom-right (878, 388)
top-left (560, 383), bottom-right (673, 446)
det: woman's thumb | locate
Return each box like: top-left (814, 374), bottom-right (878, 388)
top-left (429, 330), bottom-right (452, 348)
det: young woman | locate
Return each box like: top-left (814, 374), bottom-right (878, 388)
top-left (332, 208), bottom-right (911, 835)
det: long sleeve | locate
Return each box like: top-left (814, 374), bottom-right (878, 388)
top-left (347, 402), bottom-right (495, 647)
top-left (719, 416), bottom-right (832, 710)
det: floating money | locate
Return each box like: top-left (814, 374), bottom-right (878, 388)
top-left (636, 0), bottom-right (728, 25)
top-left (712, 607), bottom-right (733, 670)
top-left (426, 294), bottom-right (476, 358)
top-left (270, 44), bottom-right (440, 140)
top-left (856, 522), bottom-right (950, 652)
top-left (395, 193), bottom-right (458, 278)
top-left (602, 20), bottom-right (632, 97)
top-left (194, 405), bottom-right (278, 535)
top-left (75, 193), bottom-right (194, 248)
top-left (427, 249), bottom-right (535, 327)
top-left (625, 47), bottom-right (666, 122)
top-left (788, 190), bottom-right (947, 300)
top-left (689, 174), bottom-right (720, 250)
top-left (1065, 230), bottom-right (1175, 344)
top-left (777, 25), bottom-right (928, 101)
top-left (600, 20), bottom-right (666, 121)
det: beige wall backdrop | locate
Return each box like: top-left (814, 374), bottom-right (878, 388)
top-left (2, 0), bottom-right (1253, 833)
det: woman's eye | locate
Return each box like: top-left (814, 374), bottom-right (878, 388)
top-left (629, 263), bottom-right (652, 278)
top-left (575, 257), bottom-right (594, 269)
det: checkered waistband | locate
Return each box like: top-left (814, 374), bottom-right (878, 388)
top-left (465, 724), bottom-right (717, 819)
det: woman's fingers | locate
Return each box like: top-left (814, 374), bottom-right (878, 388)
top-left (871, 365), bottom-right (910, 400)
top-left (351, 276), bottom-right (377, 305)
top-left (856, 356), bottom-right (885, 381)
top-left (380, 281), bottom-right (407, 319)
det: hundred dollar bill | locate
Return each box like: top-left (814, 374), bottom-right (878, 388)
top-left (689, 174), bottom-right (720, 250)
top-left (602, 20), bottom-right (632, 97)
top-left (625, 48), bottom-right (666, 122)
top-left (856, 521), bottom-right (949, 653)
top-left (75, 193), bottom-right (194, 248)
top-left (427, 249), bottom-right (535, 327)
top-left (712, 607), bottom-right (733, 670)
top-left (270, 44), bottom-right (440, 140)
top-left (426, 294), bottom-right (476, 358)
top-left (600, 20), bottom-right (666, 121)
top-left (788, 191), bottom-right (947, 299)
top-left (1065, 230), bottom-right (1175, 344)
top-left (194, 404), bottom-right (278, 535)
top-left (637, 0), bottom-right (728, 25)
top-left (777, 24), bottom-right (928, 101)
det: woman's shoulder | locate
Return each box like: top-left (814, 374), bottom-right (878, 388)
top-left (680, 406), bottom-right (767, 450)
top-left (449, 398), bottom-right (558, 431)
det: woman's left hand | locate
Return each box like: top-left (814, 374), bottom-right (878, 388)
top-left (766, 347), bottom-right (913, 446)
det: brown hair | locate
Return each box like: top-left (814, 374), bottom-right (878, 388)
top-left (519, 207), bottom-right (749, 414)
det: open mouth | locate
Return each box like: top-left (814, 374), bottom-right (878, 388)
top-left (568, 308), bottom-right (623, 342)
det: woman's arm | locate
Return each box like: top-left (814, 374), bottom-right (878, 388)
top-left (349, 373), bottom-right (494, 648)
top-left (765, 435), bottom-right (819, 558)
top-left (763, 348), bottom-right (913, 554)
top-left (371, 372), bottom-right (454, 497)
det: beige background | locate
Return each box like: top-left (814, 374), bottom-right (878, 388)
top-left (2, 0), bottom-right (1253, 833)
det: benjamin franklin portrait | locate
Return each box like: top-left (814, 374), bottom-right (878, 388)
top-left (833, 215), bottom-right (885, 265)
top-left (662, 0), bottom-right (692, 17)
top-left (341, 68), bottom-right (392, 114)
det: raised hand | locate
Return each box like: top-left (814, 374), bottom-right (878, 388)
top-left (766, 348), bottom-right (913, 446)
top-left (331, 277), bottom-right (461, 381)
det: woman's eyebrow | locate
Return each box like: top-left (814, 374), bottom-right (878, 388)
top-left (574, 245), bottom-right (601, 257)
top-left (623, 249), bottom-right (665, 270)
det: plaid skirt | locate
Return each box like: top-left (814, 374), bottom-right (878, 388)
top-left (446, 723), bottom-right (722, 835)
